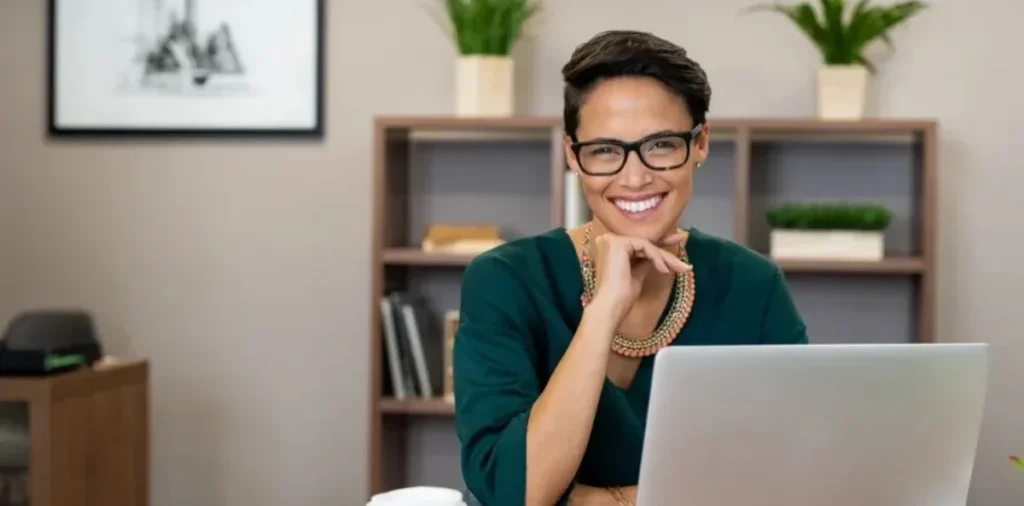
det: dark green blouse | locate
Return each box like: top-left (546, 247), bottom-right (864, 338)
top-left (453, 227), bottom-right (808, 506)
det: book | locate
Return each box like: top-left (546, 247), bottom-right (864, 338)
top-left (381, 294), bottom-right (418, 399)
top-left (443, 310), bottom-right (460, 403)
top-left (379, 297), bottom-right (407, 400)
top-left (382, 291), bottom-right (446, 400)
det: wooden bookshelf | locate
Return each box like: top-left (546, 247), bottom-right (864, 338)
top-left (368, 115), bottom-right (938, 496)
top-left (382, 248), bottom-right (476, 267)
top-left (773, 257), bottom-right (926, 275)
top-left (379, 397), bottom-right (456, 416)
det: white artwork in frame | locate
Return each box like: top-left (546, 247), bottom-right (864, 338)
top-left (48, 0), bottom-right (324, 137)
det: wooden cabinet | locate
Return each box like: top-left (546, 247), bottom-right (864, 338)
top-left (0, 360), bottom-right (148, 506)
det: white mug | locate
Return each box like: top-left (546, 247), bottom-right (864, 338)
top-left (368, 486), bottom-right (465, 506)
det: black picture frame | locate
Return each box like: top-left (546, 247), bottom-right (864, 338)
top-left (47, 0), bottom-right (325, 139)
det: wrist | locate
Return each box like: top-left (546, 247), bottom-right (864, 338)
top-left (584, 292), bottom-right (629, 329)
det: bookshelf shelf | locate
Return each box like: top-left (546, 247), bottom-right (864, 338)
top-left (368, 115), bottom-right (939, 497)
top-left (379, 397), bottom-right (456, 416)
top-left (376, 115), bottom-right (562, 130)
top-left (720, 117), bottom-right (933, 133)
top-left (774, 257), bottom-right (926, 275)
top-left (380, 248), bottom-right (925, 274)
top-left (382, 248), bottom-right (475, 267)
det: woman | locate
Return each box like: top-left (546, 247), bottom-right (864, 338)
top-left (453, 30), bottom-right (808, 506)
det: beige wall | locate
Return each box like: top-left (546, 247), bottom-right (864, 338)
top-left (1, 0), bottom-right (1022, 505)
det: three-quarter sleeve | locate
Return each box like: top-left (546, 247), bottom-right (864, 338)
top-left (453, 254), bottom-right (543, 506)
top-left (759, 267), bottom-right (809, 344)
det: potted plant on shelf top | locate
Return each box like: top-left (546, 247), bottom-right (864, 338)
top-left (429, 0), bottom-right (541, 118)
top-left (767, 202), bottom-right (892, 261)
top-left (746, 0), bottom-right (927, 120)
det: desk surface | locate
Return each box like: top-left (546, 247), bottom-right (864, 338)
top-left (0, 358), bottom-right (148, 402)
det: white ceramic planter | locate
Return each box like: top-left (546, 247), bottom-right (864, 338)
top-left (455, 55), bottom-right (514, 117)
top-left (817, 65), bottom-right (869, 120)
top-left (770, 229), bottom-right (884, 261)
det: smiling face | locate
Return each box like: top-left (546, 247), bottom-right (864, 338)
top-left (564, 76), bottom-right (710, 243)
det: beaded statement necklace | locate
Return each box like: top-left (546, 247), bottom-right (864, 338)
top-left (579, 225), bottom-right (696, 358)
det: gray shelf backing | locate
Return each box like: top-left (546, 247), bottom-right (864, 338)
top-left (406, 140), bottom-right (555, 246)
top-left (681, 139), bottom-right (736, 241)
top-left (789, 276), bottom-right (917, 344)
top-left (748, 140), bottom-right (919, 255)
top-left (402, 418), bottom-right (465, 491)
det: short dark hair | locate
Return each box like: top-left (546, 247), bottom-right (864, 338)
top-left (560, 30), bottom-right (712, 138)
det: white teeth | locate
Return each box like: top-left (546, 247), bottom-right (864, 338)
top-left (614, 195), bottom-right (662, 214)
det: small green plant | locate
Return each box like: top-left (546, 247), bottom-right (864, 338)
top-left (1012, 456), bottom-right (1024, 472)
top-left (745, 0), bottom-right (927, 71)
top-left (427, 0), bottom-right (541, 56)
top-left (767, 202), bottom-right (892, 231)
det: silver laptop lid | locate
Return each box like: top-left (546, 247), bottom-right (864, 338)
top-left (638, 344), bottom-right (989, 506)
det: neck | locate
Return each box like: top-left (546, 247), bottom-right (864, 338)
top-left (587, 219), bottom-right (679, 300)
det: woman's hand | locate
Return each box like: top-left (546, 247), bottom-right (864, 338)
top-left (591, 231), bottom-right (691, 317)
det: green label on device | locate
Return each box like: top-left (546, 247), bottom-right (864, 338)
top-left (45, 353), bottom-right (86, 371)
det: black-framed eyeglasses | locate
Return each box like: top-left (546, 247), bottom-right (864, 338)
top-left (569, 124), bottom-right (704, 176)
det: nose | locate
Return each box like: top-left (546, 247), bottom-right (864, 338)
top-left (617, 151), bottom-right (652, 189)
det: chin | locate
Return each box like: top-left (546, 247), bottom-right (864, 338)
top-left (597, 192), bottom-right (681, 241)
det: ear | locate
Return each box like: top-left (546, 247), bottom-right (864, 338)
top-left (563, 133), bottom-right (581, 173)
top-left (693, 122), bottom-right (711, 165)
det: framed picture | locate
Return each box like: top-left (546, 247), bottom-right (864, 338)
top-left (47, 0), bottom-right (325, 138)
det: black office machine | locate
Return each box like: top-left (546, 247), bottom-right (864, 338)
top-left (0, 310), bottom-right (104, 375)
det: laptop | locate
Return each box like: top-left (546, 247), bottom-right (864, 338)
top-left (637, 343), bottom-right (989, 506)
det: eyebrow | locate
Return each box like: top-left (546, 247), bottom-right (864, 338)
top-left (579, 129), bottom-right (682, 144)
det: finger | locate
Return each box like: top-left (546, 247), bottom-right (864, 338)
top-left (661, 249), bottom-right (693, 273)
top-left (621, 237), bottom-right (652, 259)
top-left (636, 240), bottom-right (671, 273)
top-left (655, 244), bottom-right (696, 272)
top-left (618, 237), bottom-right (647, 258)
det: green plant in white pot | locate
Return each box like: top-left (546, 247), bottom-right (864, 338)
top-left (767, 202), bottom-right (892, 261)
top-left (747, 0), bottom-right (926, 120)
top-left (429, 0), bottom-right (540, 117)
